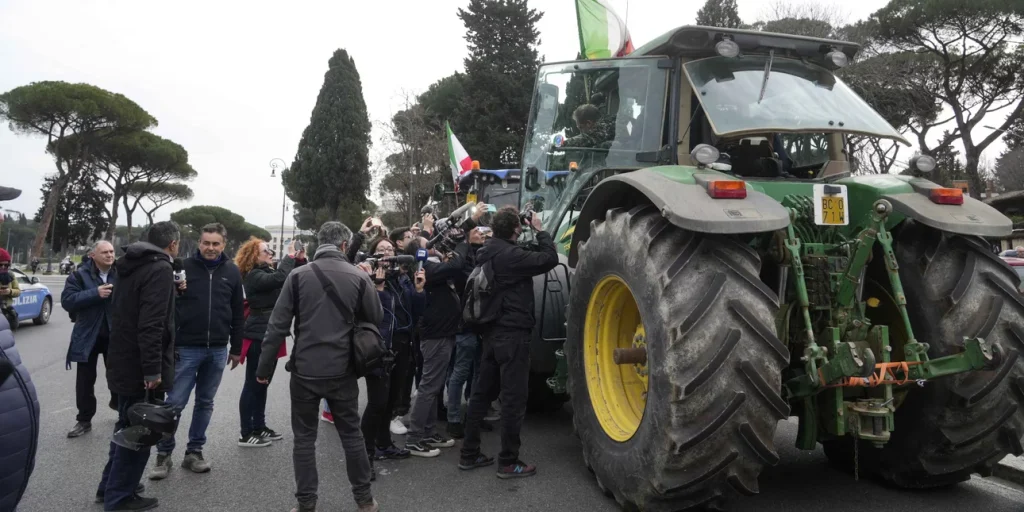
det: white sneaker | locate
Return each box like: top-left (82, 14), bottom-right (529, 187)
top-left (390, 417), bottom-right (408, 435)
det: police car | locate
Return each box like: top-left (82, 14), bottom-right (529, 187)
top-left (8, 268), bottom-right (53, 325)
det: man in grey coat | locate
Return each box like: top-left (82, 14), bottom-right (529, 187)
top-left (257, 221), bottom-right (383, 512)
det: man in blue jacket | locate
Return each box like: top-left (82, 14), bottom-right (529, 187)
top-left (149, 223), bottom-right (244, 480)
top-left (63, 240), bottom-right (118, 438)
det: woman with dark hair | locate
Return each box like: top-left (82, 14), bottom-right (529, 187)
top-left (353, 236), bottom-right (425, 466)
top-left (235, 237), bottom-right (304, 447)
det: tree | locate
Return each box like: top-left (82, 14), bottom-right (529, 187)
top-left (285, 49), bottom-right (372, 220)
top-left (130, 181), bottom-right (194, 225)
top-left (454, 0), bottom-right (543, 168)
top-left (996, 148), bottom-right (1024, 192)
top-left (72, 130), bottom-right (196, 238)
top-left (376, 93), bottom-right (449, 226)
top-left (33, 169), bottom-right (111, 252)
top-left (0, 81), bottom-right (155, 256)
top-left (749, 1), bottom-right (847, 38)
top-left (696, 0), bottom-right (742, 28)
top-left (865, 0), bottom-right (1024, 198)
top-left (169, 205), bottom-right (270, 252)
top-left (1004, 115), bottom-right (1024, 152)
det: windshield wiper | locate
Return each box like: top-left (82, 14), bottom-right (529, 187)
top-left (757, 49), bottom-right (774, 104)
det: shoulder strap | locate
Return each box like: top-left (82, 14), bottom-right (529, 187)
top-left (291, 272), bottom-right (301, 338)
top-left (309, 262), bottom-right (355, 324)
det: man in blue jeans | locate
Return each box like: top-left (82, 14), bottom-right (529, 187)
top-left (150, 223), bottom-right (245, 480)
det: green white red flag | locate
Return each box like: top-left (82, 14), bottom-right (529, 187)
top-left (575, 0), bottom-right (634, 59)
top-left (446, 121), bottom-right (472, 192)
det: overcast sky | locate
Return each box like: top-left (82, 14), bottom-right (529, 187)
top-left (3, 0), bottom-right (993, 230)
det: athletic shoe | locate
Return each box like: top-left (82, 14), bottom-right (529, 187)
top-left (238, 433), bottom-right (272, 448)
top-left (405, 441), bottom-right (441, 458)
top-left (181, 451), bottom-right (211, 473)
top-left (497, 460), bottom-right (537, 479)
top-left (257, 427), bottom-right (284, 441)
top-left (321, 410), bottom-right (334, 424)
top-left (374, 444), bottom-right (410, 460)
top-left (458, 453), bottom-right (495, 471)
top-left (358, 499), bottom-right (380, 512)
top-left (422, 433), bottom-right (455, 448)
top-left (389, 416), bottom-right (407, 435)
top-left (147, 453), bottom-right (171, 480)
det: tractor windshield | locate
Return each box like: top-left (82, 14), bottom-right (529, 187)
top-left (683, 55), bottom-right (907, 143)
top-left (520, 57), bottom-right (669, 231)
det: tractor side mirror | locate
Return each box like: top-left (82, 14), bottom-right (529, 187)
top-left (431, 183), bottom-right (445, 202)
top-left (525, 166), bottom-right (541, 192)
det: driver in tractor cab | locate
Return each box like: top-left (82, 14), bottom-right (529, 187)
top-left (560, 104), bottom-right (605, 149)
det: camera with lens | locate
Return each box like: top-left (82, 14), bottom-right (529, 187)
top-left (357, 252), bottom-right (416, 283)
top-left (519, 205), bottom-right (535, 226)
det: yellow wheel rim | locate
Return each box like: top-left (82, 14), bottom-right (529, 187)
top-left (584, 275), bottom-right (648, 442)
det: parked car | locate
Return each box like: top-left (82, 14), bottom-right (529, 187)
top-left (8, 268), bottom-right (53, 326)
top-left (1000, 256), bottom-right (1024, 292)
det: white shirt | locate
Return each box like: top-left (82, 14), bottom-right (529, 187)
top-left (98, 268), bottom-right (110, 284)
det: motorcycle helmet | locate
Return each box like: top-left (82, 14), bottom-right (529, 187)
top-left (112, 400), bottom-right (179, 451)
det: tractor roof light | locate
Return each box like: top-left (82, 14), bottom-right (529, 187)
top-left (691, 144), bottom-right (721, 166)
top-left (715, 38), bottom-right (740, 58)
top-left (471, 160), bottom-right (481, 171)
top-left (826, 49), bottom-right (849, 68)
top-left (910, 154), bottom-right (936, 173)
top-left (706, 180), bottom-right (747, 199)
top-left (929, 188), bottom-right (964, 205)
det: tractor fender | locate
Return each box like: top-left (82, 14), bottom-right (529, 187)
top-left (883, 179), bottom-right (1011, 238)
top-left (567, 170), bottom-right (790, 266)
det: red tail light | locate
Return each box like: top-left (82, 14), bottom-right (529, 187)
top-left (929, 188), bottom-right (963, 205)
top-left (706, 180), bottom-right (747, 199)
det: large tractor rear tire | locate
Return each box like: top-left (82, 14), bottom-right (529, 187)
top-left (566, 204), bottom-right (790, 511)
top-left (826, 220), bottom-right (1024, 487)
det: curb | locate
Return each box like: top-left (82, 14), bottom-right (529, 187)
top-left (993, 456), bottom-right (1024, 486)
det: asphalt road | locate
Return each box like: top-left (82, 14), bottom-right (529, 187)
top-left (10, 290), bottom-right (1024, 512)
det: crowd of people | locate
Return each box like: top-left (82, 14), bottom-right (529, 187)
top-left (2, 199), bottom-right (558, 511)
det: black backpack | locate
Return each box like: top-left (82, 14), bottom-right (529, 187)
top-left (462, 259), bottom-right (501, 326)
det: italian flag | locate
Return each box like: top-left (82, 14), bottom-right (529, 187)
top-left (446, 121), bottom-right (472, 191)
top-left (575, 0), bottom-right (634, 59)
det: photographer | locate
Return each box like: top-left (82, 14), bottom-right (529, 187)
top-left (354, 237), bottom-right (426, 467)
top-left (459, 206), bottom-right (557, 479)
top-left (402, 231), bottom-right (469, 457)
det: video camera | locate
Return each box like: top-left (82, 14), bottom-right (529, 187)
top-left (357, 252), bottom-right (416, 273)
top-left (424, 201), bottom-right (479, 254)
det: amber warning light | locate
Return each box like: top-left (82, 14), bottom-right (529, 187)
top-left (929, 188), bottom-right (963, 205)
top-left (706, 180), bottom-right (747, 199)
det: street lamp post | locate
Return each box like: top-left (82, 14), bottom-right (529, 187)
top-left (269, 158), bottom-right (288, 257)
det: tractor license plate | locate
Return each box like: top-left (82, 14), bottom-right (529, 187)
top-left (813, 184), bottom-right (849, 226)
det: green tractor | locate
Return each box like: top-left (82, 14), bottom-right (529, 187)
top-left (516, 26), bottom-right (1024, 510)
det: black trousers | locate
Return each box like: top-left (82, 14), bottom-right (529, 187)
top-left (360, 336), bottom-right (411, 452)
top-left (460, 329), bottom-right (531, 466)
top-left (76, 334), bottom-right (111, 423)
top-left (291, 375), bottom-right (373, 508)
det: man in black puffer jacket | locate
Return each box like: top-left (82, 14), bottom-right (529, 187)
top-left (100, 221), bottom-right (180, 511)
top-left (150, 223), bottom-right (244, 479)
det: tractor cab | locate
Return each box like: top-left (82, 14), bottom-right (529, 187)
top-left (518, 26), bottom-right (910, 242)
